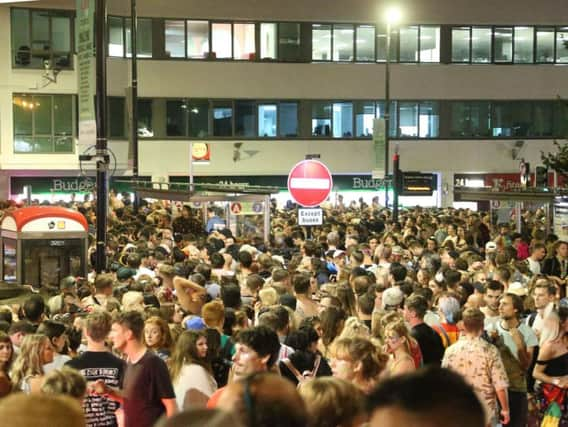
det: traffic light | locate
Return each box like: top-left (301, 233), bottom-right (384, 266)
top-left (535, 166), bottom-right (548, 188)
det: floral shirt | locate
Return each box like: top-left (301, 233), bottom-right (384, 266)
top-left (442, 336), bottom-right (509, 424)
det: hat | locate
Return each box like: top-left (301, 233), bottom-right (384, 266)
top-left (117, 267), bottom-right (136, 281)
top-left (392, 246), bottom-right (403, 256)
top-left (205, 283), bottom-right (221, 299)
top-left (508, 282), bottom-right (528, 297)
top-left (333, 250), bottom-right (345, 258)
top-left (382, 287), bottom-right (404, 310)
top-left (485, 241), bottom-right (497, 252)
top-left (185, 316), bottom-right (206, 330)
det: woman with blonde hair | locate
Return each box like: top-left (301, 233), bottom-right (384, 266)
top-left (337, 317), bottom-right (370, 341)
top-left (11, 334), bottom-right (54, 394)
top-left (383, 321), bottom-right (416, 376)
top-left (299, 377), bottom-right (366, 427)
top-left (329, 336), bottom-right (388, 394)
top-left (169, 329), bottom-right (216, 409)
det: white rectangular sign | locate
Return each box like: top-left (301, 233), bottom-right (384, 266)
top-left (298, 208), bottom-right (323, 226)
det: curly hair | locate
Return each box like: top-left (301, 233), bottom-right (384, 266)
top-left (10, 334), bottom-right (50, 390)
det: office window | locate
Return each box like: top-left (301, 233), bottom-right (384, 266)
top-left (212, 22), bottom-right (232, 59)
top-left (188, 100), bottom-right (209, 137)
top-left (472, 27), bottom-right (491, 63)
top-left (376, 24), bottom-right (397, 62)
top-left (536, 27), bottom-right (554, 63)
top-left (137, 99), bottom-right (153, 137)
top-left (554, 101), bottom-right (568, 137)
top-left (332, 102), bottom-right (353, 138)
top-left (234, 23), bottom-right (255, 60)
top-left (355, 101), bottom-right (375, 137)
top-left (514, 26), bottom-right (534, 63)
top-left (451, 27), bottom-right (470, 62)
top-left (279, 23), bottom-right (301, 61)
top-left (258, 104), bottom-right (277, 137)
top-left (356, 25), bottom-right (375, 62)
top-left (419, 26), bottom-right (440, 62)
top-left (312, 101), bottom-right (332, 136)
top-left (108, 16), bottom-right (124, 57)
top-left (279, 102), bottom-right (298, 137)
top-left (399, 26), bottom-right (418, 62)
top-left (399, 102), bottom-right (418, 137)
top-left (419, 102), bottom-right (439, 138)
top-left (450, 101), bottom-right (491, 138)
top-left (556, 27), bottom-right (568, 63)
top-left (12, 9), bottom-right (73, 69)
top-left (126, 18), bottom-right (153, 58)
top-left (165, 20), bottom-right (185, 58)
top-left (235, 101), bottom-right (255, 137)
top-left (166, 100), bottom-right (187, 137)
top-left (109, 97), bottom-right (126, 138)
top-left (492, 102), bottom-right (531, 137)
top-left (376, 101), bottom-right (398, 137)
top-left (260, 23), bottom-right (277, 60)
top-left (494, 27), bottom-right (513, 63)
top-left (13, 94), bottom-right (75, 153)
top-left (312, 24), bottom-right (332, 61)
top-left (187, 20), bottom-right (209, 59)
top-left (532, 102), bottom-right (553, 137)
top-left (213, 103), bottom-right (233, 136)
top-left (333, 24), bottom-right (354, 61)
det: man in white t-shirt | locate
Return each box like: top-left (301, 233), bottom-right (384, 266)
top-left (526, 243), bottom-right (546, 276)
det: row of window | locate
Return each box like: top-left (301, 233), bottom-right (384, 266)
top-left (11, 94), bottom-right (568, 154)
top-left (108, 98), bottom-right (567, 140)
top-left (9, 8), bottom-right (568, 68)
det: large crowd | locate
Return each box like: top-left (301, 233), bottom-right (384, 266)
top-left (0, 195), bottom-right (566, 427)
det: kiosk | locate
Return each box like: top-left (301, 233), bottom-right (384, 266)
top-left (0, 206), bottom-right (89, 286)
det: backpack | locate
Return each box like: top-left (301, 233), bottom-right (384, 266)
top-left (281, 355), bottom-right (321, 388)
top-left (212, 336), bottom-right (234, 387)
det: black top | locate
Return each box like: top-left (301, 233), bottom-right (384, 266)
top-left (279, 351), bottom-right (332, 386)
top-left (66, 351), bottom-right (125, 427)
top-left (538, 352), bottom-right (568, 377)
top-left (411, 323), bottom-right (445, 366)
top-left (123, 351), bottom-right (176, 427)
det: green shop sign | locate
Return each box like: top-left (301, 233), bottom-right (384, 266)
top-left (10, 176), bottom-right (150, 195)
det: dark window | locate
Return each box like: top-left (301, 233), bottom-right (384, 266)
top-left (279, 23), bottom-right (301, 61)
top-left (311, 101), bottom-right (332, 136)
top-left (212, 103), bottom-right (233, 136)
top-left (235, 101), bottom-right (255, 137)
top-left (279, 102), bottom-right (298, 137)
top-left (108, 97), bottom-right (126, 138)
top-left (137, 99), bottom-right (153, 137)
top-left (188, 100), bottom-right (209, 137)
top-left (166, 100), bottom-right (187, 136)
top-left (450, 101), bottom-right (491, 138)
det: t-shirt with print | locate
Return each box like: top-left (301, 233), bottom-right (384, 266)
top-left (122, 350), bottom-right (176, 427)
top-left (66, 351), bottom-right (125, 427)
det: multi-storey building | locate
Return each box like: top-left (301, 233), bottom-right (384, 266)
top-left (0, 0), bottom-right (566, 206)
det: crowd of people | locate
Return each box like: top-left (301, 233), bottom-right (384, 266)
top-left (0, 196), bottom-right (566, 427)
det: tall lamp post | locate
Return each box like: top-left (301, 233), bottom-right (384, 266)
top-left (383, 7), bottom-right (401, 215)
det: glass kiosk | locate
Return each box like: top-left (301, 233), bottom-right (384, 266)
top-left (0, 206), bottom-right (88, 287)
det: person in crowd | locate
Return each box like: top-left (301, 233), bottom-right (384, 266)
top-left (40, 366), bottom-right (87, 401)
top-left (318, 307), bottom-right (347, 358)
top-left (403, 294), bottom-right (444, 366)
top-left (10, 334), bottom-right (54, 394)
top-left (8, 320), bottom-right (35, 356)
top-left (299, 377), bottom-right (366, 427)
top-left (526, 243), bottom-right (547, 276)
top-left (442, 308), bottom-right (510, 426)
top-left (144, 316), bottom-right (173, 361)
top-left (169, 329), bottom-right (217, 410)
top-left (542, 240), bottom-right (568, 288)
top-left (0, 332), bottom-right (13, 398)
top-left (367, 367), bottom-right (486, 427)
top-left (329, 336), bottom-right (388, 394)
top-left (383, 321), bottom-right (416, 377)
top-left (434, 294), bottom-right (461, 347)
top-left (0, 393), bottom-right (85, 427)
top-left (37, 320), bottom-right (71, 373)
top-left (481, 280), bottom-right (505, 329)
top-left (66, 311), bottom-right (125, 427)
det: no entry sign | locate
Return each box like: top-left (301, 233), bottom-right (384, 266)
top-left (287, 160), bottom-right (333, 207)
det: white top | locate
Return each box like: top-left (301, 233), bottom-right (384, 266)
top-left (43, 353), bottom-right (72, 374)
top-left (173, 363), bottom-right (217, 410)
top-left (526, 257), bottom-right (541, 276)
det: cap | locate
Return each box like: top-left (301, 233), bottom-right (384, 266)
top-left (206, 283), bottom-right (221, 299)
top-left (117, 267), bottom-right (136, 281)
top-left (508, 282), bottom-right (528, 297)
top-left (185, 316), bottom-right (206, 330)
top-left (382, 287), bottom-right (404, 310)
top-left (485, 241), bottom-right (497, 252)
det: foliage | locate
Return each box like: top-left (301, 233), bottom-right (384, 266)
top-left (541, 140), bottom-right (568, 179)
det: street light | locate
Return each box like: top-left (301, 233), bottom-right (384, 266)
top-left (383, 6), bottom-right (401, 218)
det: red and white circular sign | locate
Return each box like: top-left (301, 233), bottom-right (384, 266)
top-left (287, 160), bottom-right (333, 207)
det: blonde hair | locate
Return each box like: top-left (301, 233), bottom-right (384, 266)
top-left (41, 367), bottom-right (87, 399)
top-left (122, 291), bottom-right (144, 312)
top-left (10, 334), bottom-right (50, 390)
top-left (259, 287), bottom-right (279, 307)
top-left (333, 337), bottom-right (388, 381)
top-left (384, 321), bottom-right (412, 355)
top-left (0, 393), bottom-right (84, 427)
top-left (338, 317), bottom-right (370, 340)
top-left (299, 377), bottom-right (365, 427)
